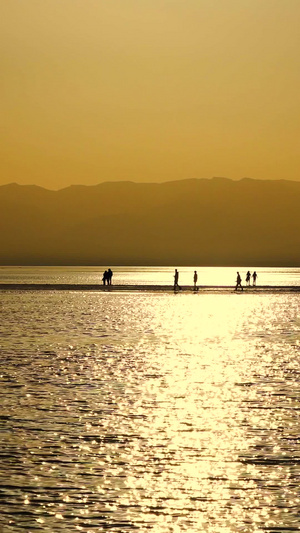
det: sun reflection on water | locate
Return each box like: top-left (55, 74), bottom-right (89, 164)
top-left (0, 291), bottom-right (300, 531)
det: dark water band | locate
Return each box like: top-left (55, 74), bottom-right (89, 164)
top-left (1, 284), bottom-right (300, 293)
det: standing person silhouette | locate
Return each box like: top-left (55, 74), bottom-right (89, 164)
top-left (174, 269), bottom-right (179, 290)
top-left (246, 271), bottom-right (251, 286)
top-left (107, 268), bottom-right (113, 285)
top-left (235, 272), bottom-right (243, 291)
top-left (102, 270), bottom-right (108, 285)
top-left (193, 270), bottom-right (198, 291)
top-left (252, 271), bottom-right (257, 286)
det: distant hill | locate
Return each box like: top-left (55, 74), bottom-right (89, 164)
top-left (1, 178), bottom-right (300, 265)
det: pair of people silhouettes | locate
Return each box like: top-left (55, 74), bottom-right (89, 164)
top-left (173, 269), bottom-right (198, 290)
top-left (246, 270), bottom-right (258, 287)
top-left (102, 268), bottom-right (113, 285)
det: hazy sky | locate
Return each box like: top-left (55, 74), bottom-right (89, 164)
top-left (1, 0), bottom-right (299, 189)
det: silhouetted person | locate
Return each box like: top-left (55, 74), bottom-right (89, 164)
top-left (174, 269), bottom-right (179, 290)
top-left (193, 270), bottom-right (198, 290)
top-left (102, 270), bottom-right (108, 285)
top-left (246, 271), bottom-right (251, 286)
top-left (252, 271), bottom-right (257, 286)
top-left (235, 271), bottom-right (243, 291)
top-left (107, 268), bottom-right (113, 285)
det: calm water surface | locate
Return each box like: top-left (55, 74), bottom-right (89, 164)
top-left (1, 266), bottom-right (300, 286)
top-left (1, 283), bottom-right (300, 532)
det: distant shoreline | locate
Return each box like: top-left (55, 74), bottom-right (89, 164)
top-left (1, 284), bottom-right (300, 293)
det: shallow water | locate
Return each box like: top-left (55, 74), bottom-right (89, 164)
top-left (1, 265), bottom-right (300, 286)
top-left (1, 288), bottom-right (300, 532)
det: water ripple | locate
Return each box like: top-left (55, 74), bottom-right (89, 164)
top-left (0, 291), bottom-right (300, 531)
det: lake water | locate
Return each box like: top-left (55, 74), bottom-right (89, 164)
top-left (1, 265), bottom-right (300, 286)
top-left (1, 267), bottom-right (300, 532)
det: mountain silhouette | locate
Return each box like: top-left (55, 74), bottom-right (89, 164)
top-left (1, 178), bottom-right (299, 265)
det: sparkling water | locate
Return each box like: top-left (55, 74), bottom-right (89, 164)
top-left (1, 268), bottom-right (300, 532)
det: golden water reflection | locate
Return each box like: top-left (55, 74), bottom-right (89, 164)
top-left (0, 291), bottom-right (300, 531)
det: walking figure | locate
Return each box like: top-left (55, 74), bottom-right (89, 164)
top-left (193, 270), bottom-right (198, 291)
top-left (174, 269), bottom-right (179, 290)
top-left (252, 271), bottom-right (257, 286)
top-left (246, 271), bottom-right (251, 286)
top-left (235, 271), bottom-right (243, 291)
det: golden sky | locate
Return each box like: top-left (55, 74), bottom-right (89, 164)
top-left (1, 0), bottom-right (299, 189)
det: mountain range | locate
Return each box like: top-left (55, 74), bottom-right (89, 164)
top-left (1, 178), bottom-right (299, 266)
